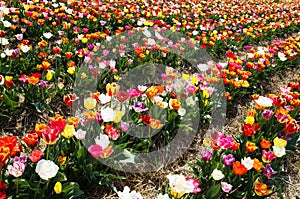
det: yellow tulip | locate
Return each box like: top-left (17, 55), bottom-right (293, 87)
top-left (203, 138), bottom-right (211, 146)
top-left (245, 116), bottom-right (255, 125)
top-left (106, 82), bottom-right (119, 96)
top-left (273, 137), bottom-right (287, 148)
top-left (67, 66), bottom-right (75, 75)
top-left (191, 76), bottom-right (199, 85)
top-left (143, 21), bottom-right (154, 26)
top-left (81, 37), bottom-right (88, 43)
top-left (54, 182), bottom-right (62, 194)
top-left (5, 76), bottom-right (13, 82)
top-left (113, 110), bottom-right (124, 123)
top-left (114, 75), bottom-right (119, 81)
top-left (84, 97), bottom-right (97, 110)
top-left (203, 90), bottom-right (210, 98)
top-left (23, 5), bottom-right (30, 11)
top-left (80, 72), bottom-right (87, 79)
top-left (46, 71), bottom-right (53, 81)
top-left (61, 124), bottom-right (75, 138)
top-left (182, 74), bottom-right (189, 80)
top-left (170, 187), bottom-right (185, 198)
top-left (241, 80), bottom-right (249, 88)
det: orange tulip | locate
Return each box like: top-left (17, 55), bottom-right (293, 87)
top-left (169, 99), bottom-right (181, 110)
top-left (232, 161), bottom-right (247, 176)
top-left (254, 179), bottom-right (272, 196)
top-left (253, 158), bottom-right (263, 172)
top-left (260, 139), bottom-right (272, 149)
top-left (0, 146), bottom-right (10, 167)
top-left (245, 141), bottom-right (257, 153)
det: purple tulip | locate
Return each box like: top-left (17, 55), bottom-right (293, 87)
top-left (120, 121), bottom-right (130, 132)
top-left (8, 162), bottom-right (26, 177)
top-left (87, 43), bottom-right (95, 50)
top-left (263, 164), bottom-right (277, 179)
top-left (96, 113), bottom-right (103, 123)
top-left (13, 155), bottom-right (27, 165)
top-left (201, 150), bottom-right (213, 162)
top-left (39, 80), bottom-right (47, 88)
top-left (132, 102), bottom-right (148, 113)
top-left (222, 154), bottom-right (235, 166)
top-left (262, 110), bottom-right (274, 120)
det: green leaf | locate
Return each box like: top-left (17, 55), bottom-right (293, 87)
top-left (232, 191), bottom-right (246, 198)
top-left (65, 188), bottom-right (84, 199)
top-left (12, 178), bottom-right (30, 189)
top-left (53, 171), bottom-right (68, 182)
top-left (2, 93), bottom-right (20, 110)
top-left (77, 146), bottom-right (86, 159)
top-left (62, 182), bottom-right (84, 198)
top-left (286, 134), bottom-right (300, 150)
top-left (62, 182), bottom-right (80, 194)
top-left (205, 184), bottom-right (221, 199)
top-left (98, 173), bottom-right (125, 180)
top-left (32, 102), bottom-right (43, 113)
top-left (43, 103), bottom-right (54, 114)
top-left (32, 102), bottom-right (53, 113)
top-left (0, 112), bottom-right (9, 118)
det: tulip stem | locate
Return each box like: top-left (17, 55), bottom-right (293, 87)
top-left (0, 165), bottom-right (2, 180)
top-left (37, 178), bottom-right (42, 197)
top-left (16, 178), bottom-right (19, 197)
top-left (46, 146), bottom-right (49, 160)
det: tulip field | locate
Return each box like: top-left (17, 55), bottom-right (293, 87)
top-left (0, 0), bottom-right (299, 198)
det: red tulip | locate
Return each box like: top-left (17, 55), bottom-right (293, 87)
top-left (63, 93), bottom-right (77, 106)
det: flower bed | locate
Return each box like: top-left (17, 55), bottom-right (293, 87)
top-left (119, 77), bottom-right (300, 199)
top-left (1, 0), bottom-right (300, 116)
top-left (0, 0), bottom-right (299, 198)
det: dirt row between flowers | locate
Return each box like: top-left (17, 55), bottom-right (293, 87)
top-left (77, 66), bottom-right (300, 199)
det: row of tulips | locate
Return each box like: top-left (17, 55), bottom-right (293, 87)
top-left (0, 25), bottom-right (299, 117)
top-left (219, 32), bottom-right (300, 100)
top-left (0, 62), bottom-right (218, 198)
top-left (118, 77), bottom-right (300, 199)
top-left (0, 0), bottom-right (299, 198)
top-left (1, 0), bottom-right (299, 53)
top-left (1, 60), bottom-right (298, 198)
top-left (1, 0), bottom-right (300, 116)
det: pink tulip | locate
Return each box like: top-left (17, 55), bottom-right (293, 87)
top-left (88, 144), bottom-right (104, 158)
top-left (221, 182), bottom-right (233, 193)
